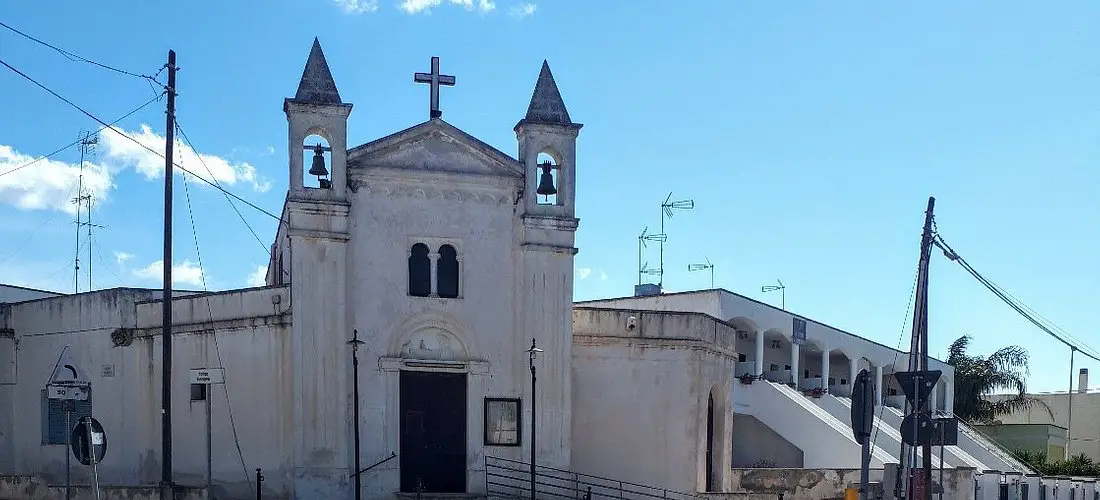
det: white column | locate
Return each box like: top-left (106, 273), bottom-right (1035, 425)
top-left (821, 348), bottom-right (830, 393)
top-left (944, 377), bottom-right (954, 414)
top-left (931, 381), bottom-right (940, 412)
top-left (790, 342), bottom-right (800, 387)
top-left (755, 331), bottom-right (765, 377)
top-left (875, 365), bottom-right (884, 406)
top-left (429, 252), bottom-right (440, 297)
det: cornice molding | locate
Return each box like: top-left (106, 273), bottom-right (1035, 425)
top-left (350, 178), bottom-right (516, 206)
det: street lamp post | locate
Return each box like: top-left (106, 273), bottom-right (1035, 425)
top-left (527, 338), bottom-right (543, 500)
top-left (761, 279), bottom-right (786, 310)
top-left (348, 329), bottom-right (365, 500)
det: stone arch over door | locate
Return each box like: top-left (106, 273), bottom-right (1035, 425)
top-left (387, 313), bottom-right (478, 362)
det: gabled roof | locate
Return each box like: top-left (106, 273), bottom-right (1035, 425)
top-left (348, 118), bottom-right (524, 178)
top-left (292, 38), bottom-right (343, 105)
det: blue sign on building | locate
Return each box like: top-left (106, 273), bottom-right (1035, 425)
top-left (792, 317), bottom-right (807, 345)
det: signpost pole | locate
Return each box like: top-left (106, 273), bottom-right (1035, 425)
top-left (65, 409), bottom-right (72, 500)
top-left (87, 416), bottom-right (101, 500)
top-left (207, 383), bottom-right (212, 500)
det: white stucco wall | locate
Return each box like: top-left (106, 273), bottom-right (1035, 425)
top-left (991, 390), bottom-right (1100, 461)
top-left (578, 289), bottom-right (957, 412)
top-left (570, 307), bottom-right (737, 494)
top-left (0, 284), bottom-right (64, 303)
top-left (0, 286), bottom-right (292, 499)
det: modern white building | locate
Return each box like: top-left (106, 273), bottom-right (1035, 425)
top-left (0, 39), bottom-right (1032, 499)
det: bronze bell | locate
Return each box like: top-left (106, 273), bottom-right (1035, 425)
top-left (536, 161), bottom-right (557, 196)
top-left (308, 144), bottom-right (329, 178)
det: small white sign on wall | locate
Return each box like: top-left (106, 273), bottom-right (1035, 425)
top-left (189, 368), bottom-right (225, 385)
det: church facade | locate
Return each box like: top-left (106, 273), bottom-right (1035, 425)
top-left (0, 40), bottom-right (1030, 500)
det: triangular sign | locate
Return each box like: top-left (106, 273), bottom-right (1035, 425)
top-left (47, 346), bottom-right (88, 385)
top-left (892, 370), bottom-right (941, 406)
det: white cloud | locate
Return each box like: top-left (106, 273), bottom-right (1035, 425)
top-left (132, 259), bottom-right (205, 287)
top-left (599, 271), bottom-right (609, 281)
top-left (333, 0), bottom-right (378, 13)
top-left (1, 125), bottom-right (271, 214)
top-left (114, 251), bottom-right (134, 265)
top-left (247, 264), bottom-right (268, 287)
top-left (0, 145), bottom-right (112, 214)
top-left (509, 2), bottom-right (536, 18)
top-left (576, 267), bottom-right (592, 280)
top-left (264, 146), bottom-right (275, 155)
top-left (399, 0), bottom-right (495, 14)
top-left (100, 124), bottom-right (271, 193)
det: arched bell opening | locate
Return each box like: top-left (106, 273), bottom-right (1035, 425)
top-left (303, 134), bottom-right (332, 189)
top-left (534, 151), bottom-right (559, 205)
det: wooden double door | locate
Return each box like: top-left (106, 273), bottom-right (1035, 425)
top-left (399, 371), bottom-right (467, 493)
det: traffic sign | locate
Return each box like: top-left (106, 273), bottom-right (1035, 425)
top-left (931, 417), bottom-right (959, 446)
top-left (850, 369), bottom-right (874, 444)
top-left (792, 317), bottom-right (807, 345)
top-left (71, 417), bottom-right (107, 466)
top-left (47, 383), bottom-right (89, 401)
top-left (893, 370), bottom-right (941, 407)
top-left (189, 367), bottom-right (225, 385)
top-left (900, 412), bottom-right (934, 446)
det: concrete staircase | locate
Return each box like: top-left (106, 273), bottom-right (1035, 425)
top-left (732, 380), bottom-right (896, 468)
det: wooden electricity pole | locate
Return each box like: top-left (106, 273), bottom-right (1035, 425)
top-left (161, 48), bottom-right (177, 500)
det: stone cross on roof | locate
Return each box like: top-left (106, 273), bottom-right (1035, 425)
top-left (414, 56), bottom-right (455, 119)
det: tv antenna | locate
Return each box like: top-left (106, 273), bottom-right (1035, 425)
top-left (72, 131), bottom-right (104, 293)
top-left (659, 192), bottom-right (694, 286)
top-left (761, 279), bottom-right (786, 310)
top-left (688, 258), bottom-right (715, 288)
top-left (637, 226), bottom-right (666, 285)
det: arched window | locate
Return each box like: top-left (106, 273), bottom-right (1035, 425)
top-left (534, 151), bottom-right (559, 206)
top-left (437, 244), bottom-right (459, 298)
top-left (302, 134), bottom-right (332, 189)
top-left (408, 243), bottom-right (431, 297)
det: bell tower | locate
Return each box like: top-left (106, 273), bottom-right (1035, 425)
top-left (282, 37), bottom-right (355, 497)
top-left (514, 60), bottom-right (582, 470)
top-left (285, 37), bottom-right (352, 202)
top-left (516, 60), bottom-right (582, 217)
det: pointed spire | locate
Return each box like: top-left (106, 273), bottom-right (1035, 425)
top-left (293, 38), bottom-right (343, 104)
top-left (521, 60), bottom-right (573, 126)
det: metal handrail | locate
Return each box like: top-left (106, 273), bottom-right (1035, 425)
top-left (350, 451), bottom-right (397, 478)
top-left (485, 456), bottom-right (700, 500)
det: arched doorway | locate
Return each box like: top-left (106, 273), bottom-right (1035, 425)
top-left (706, 393), bottom-right (715, 491)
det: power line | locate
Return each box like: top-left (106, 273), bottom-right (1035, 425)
top-left (174, 122), bottom-right (271, 256)
top-left (0, 21), bottom-right (163, 82)
top-left (0, 56), bottom-right (282, 223)
top-left (180, 163), bottom-right (255, 496)
top-left (0, 92), bottom-right (164, 178)
top-left (933, 231), bottom-right (1100, 364)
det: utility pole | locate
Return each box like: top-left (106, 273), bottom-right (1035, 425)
top-left (896, 197), bottom-right (936, 500)
top-left (160, 49), bottom-right (177, 500)
top-left (1066, 346), bottom-right (1076, 459)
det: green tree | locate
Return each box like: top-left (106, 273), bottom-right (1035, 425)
top-left (947, 335), bottom-right (1052, 424)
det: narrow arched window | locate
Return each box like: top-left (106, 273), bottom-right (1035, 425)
top-left (408, 243), bottom-right (431, 297)
top-left (437, 244), bottom-right (459, 298)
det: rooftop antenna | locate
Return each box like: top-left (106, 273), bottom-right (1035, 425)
top-left (637, 226), bottom-right (666, 285)
top-left (688, 257), bottom-right (715, 288)
top-left (761, 279), bottom-right (785, 310)
top-left (659, 192), bottom-right (694, 287)
top-left (72, 131), bottom-right (102, 293)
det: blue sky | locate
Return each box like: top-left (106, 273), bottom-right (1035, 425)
top-left (1, 1), bottom-right (1097, 392)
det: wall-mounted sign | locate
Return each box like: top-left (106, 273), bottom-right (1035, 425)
top-left (792, 317), bottom-right (807, 345)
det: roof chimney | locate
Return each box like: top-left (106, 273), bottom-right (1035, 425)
top-left (1079, 368), bottom-right (1088, 393)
